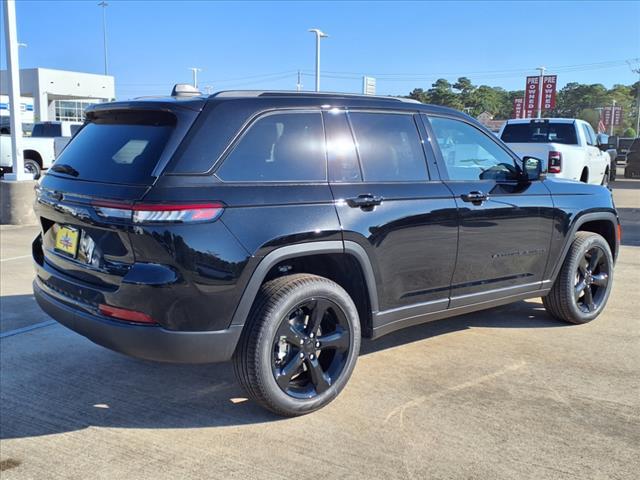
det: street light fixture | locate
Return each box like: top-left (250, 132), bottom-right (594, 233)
top-left (308, 28), bottom-right (328, 92)
top-left (188, 67), bottom-right (202, 88)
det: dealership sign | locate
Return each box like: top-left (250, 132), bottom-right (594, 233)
top-left (602, 106), bottom-right (623, 126)
top-left (525, 76), bottom-right (539, 112)
top-left (524, 74), bottom-right (557, 114)
top-left (513, 98), bottom-right (524, 118)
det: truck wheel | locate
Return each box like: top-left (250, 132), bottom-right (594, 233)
top-left (233, 273), bottom-right (361, 416)
top-left (543, 232), bottom-right (613, 324)
top-left (24, 159), bottom-right (41, 179)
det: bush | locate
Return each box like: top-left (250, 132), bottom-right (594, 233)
top-left (623, 128), bottom-right (637, 138)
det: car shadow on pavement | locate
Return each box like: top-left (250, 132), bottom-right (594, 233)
top-left (1, 296), bottom-right (564, 440)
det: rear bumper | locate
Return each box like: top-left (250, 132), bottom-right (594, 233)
top-left (33, 278), bottom-right (243, 363)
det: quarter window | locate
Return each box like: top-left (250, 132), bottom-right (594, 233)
top-left (428, 116), bottom-right (519, 181)
top-left (582, 124), bottom-right (594, 146)
top-left (348, 112), bottom-right (428, 182)
top-left (217, 112), bottom-right (326, 182)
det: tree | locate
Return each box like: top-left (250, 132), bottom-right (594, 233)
top-left (453, 77), bottom-right (476, 109)
top-left (427, 79), bottom-right (463, 109)
top-left (623, 128), bottom-right (637, 137)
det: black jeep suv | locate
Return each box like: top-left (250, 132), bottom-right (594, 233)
top-left (33, 89), bottom-right (620, 416)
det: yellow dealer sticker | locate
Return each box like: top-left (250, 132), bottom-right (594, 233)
top-left (55, 226), bottom-right (79, 257)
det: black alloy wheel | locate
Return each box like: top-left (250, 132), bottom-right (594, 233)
top-left (574, 246), bottom-right (610, 313)
top-left (543, 231), bottom-right (614, 324)
top-left (272, 298), bottom-right (350, 399)
top-left (233, 274), bottom-right (361, 416)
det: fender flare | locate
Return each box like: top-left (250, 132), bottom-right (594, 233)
top-left (547, 211), bottom-right (619, 283)
top-left (231, 240), bottom-right (379, 326)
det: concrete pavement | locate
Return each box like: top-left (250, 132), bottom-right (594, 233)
top-left (1, 180), bottom-right (638, 479)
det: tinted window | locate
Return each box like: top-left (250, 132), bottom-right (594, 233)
top-left (349, 112), bottom-right (427, 182)
top-left (217, 112), bottom-right (325, 182)
top-left (52, 111), bottom-right (175, 185)
top-left (501, 122), bottom-right (578, 145)
top-left (324, 110), bottom-right (361, 182)
top-left (582, 124), bottom-right (595, 146)
top-left (429, 116), bottom-right (518, 181)
top-left (32, 123), bottom-right (62, 138)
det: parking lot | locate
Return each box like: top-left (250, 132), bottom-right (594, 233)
top-left (1, 179), bottom-right (638, 480)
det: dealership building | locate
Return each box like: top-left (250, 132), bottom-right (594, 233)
top-left (0, 68), bottom-right (115, 124)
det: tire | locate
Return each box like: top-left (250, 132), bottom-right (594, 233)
top-left (233, 273), bottom-right (361, 416)
top-left (543, 232), bottom-right (614, 324)
top-left (24, 159), bottom-right (41, 179)
top-left (601, 169), bottom-right (609, 187)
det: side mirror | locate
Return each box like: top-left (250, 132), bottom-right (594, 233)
top-left (522, 156), bottom-right (545, 181)
top-left (596, 133), bottom-right (609, 151)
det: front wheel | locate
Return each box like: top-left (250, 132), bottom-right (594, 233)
top-left (233, 274), bottom-right (361, 416)
top-left (543, 232), bottom-right (614, 324)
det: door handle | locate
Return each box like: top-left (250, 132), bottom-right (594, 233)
top-left (346, 194), bottom-right (383, 210)
top-left (461, 191), bottom-right (488, 205)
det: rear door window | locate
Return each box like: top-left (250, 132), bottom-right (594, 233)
top-left (324, 109), bottom-right (361, 182)
top-left (348, 112), bottom-right (428, 182)
top-left (216, 111), bottom-right (326, 182)
top-left (51, 111), bottom-right (175, 185)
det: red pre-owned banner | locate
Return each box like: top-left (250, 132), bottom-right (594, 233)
top-left (542, 75), bottom-right (557, 110)
top-left (513, 98), bottom-right (524, 118)
top-left (525, 76), bottom-right (539, 112)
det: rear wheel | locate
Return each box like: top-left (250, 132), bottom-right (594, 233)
top-left (233, 274), bottom-right (361, 416)
top-left (543, 232), bottom-right (613, 324)
top-left (24, 159), bottom-right (41, 179)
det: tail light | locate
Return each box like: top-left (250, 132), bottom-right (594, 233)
top-left (548, 151), bottom-right (562, 173)
top-left (99, 304), bottom-right (157, 325)
top-left (93, 202), bottom-right (224, 224)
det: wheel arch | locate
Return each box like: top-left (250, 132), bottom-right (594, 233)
top-left (23, 149), bottom-right (43, 166)
top-left (549, 212), bottom-right (619, 283)
top-left (231, 241), bottom-right (379, 337)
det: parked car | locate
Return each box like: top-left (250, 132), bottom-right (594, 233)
top-left (0, 120), bottom-right (81, 179)
top-left (499, 118), bottom-right (611, 185)
top-left (616, 137), bottom-right (639, 166)
top-left (624, 138), bottom-right (640, 178)
top-left (32, 88), bottom-right (620, 416)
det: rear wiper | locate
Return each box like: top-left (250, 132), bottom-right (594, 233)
top-left (50, 163), bottom-right (79, 177)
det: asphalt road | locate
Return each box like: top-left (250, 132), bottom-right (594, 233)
top-left (1, 179), bottom-right (638, 480)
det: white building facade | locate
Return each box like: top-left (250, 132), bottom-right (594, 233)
top-left (0, 68), bottom-right (115, 123)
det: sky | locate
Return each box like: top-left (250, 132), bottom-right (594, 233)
top-left (2, 0), bottom-right (639, 100)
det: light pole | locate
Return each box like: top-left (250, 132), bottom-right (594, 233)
top-left (308, 29), bottom-right (328, 92)
top-left (536, 66), bottom-right (545, 119)
top-left (2, 0), bottom-right (28, 180)
top-left (189, 67), bottom-right (202, 88)
top-left (98, 1), bottom-right (108, 75)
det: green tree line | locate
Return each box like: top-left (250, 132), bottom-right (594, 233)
top-left (408, 78), bottom-right (640, 136)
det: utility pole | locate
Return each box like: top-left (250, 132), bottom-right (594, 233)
top-left (188, 67), bottom-right (202, 88)
top-left (308, 29), bottom-right (328, 92)
top-left (610, 99), bottom-right (616, 136)
top-left (629, 60), bottom-right (640, 136)
top-left (296, 70), bottom-right (302, 92)
top-left (98, 1), bottom-right (108, 75)
top-left (536, 66), bottom-right (545, 119)
top-left (2, 0), bottom-right (28, 180)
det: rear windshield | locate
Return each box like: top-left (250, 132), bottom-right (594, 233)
top-left (52, 111), bottom-right (175, 185)
top-left (501, 122), bottom-right (578, 145)
top-left (32, 123), bottom-right (62, 138)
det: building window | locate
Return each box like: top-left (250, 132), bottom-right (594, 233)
top-left (53, 100), bottom-right (97, 122)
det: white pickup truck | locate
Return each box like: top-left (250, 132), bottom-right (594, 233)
top-left (0, 121), bottom-right (81, 179)
top-left (499, 118), bottom-right (611, 185)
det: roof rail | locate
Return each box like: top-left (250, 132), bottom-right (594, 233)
top-left (210, 90), bottom-right (422, 103)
